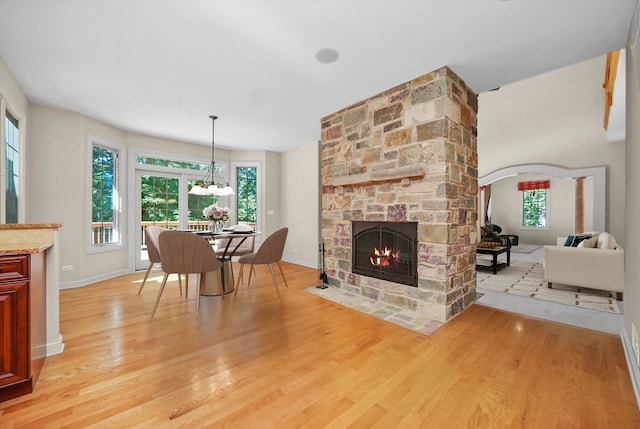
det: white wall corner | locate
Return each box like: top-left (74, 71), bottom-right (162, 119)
top-left (621, 326), bottom-right (640, 409)
top-left (46, 334), bottom-right (65, 357)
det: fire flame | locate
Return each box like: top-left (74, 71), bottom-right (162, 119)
top-left (369, 246), bottom-right (400, 268)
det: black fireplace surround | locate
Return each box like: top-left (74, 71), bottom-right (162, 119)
top-left (351, 221), bottom-right (418, 287)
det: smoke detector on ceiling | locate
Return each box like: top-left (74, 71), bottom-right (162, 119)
top-left (316, 48), bottom-right (340, 64)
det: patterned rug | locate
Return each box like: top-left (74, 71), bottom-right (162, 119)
top-left (510, 244), bottom-right (540, 254)
top-left (476, 261), bottom-right (621, 314)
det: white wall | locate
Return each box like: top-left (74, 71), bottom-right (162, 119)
top-left (623, 0), bottom-right (640, 400)
top-left (24, 101), bottom-right (320, 286)
top-left (489, 174), bottom-right (592, 245)
top-left (478, 54), bottom-right (626, 244)
top-left (281, 141), bottom-right (319, 268)
top-left (264, 150), bottom-right (282, 236)
top-left (27, 104), bottom-right (216, 285)
top-left (0, 56), bottom-right (27, 108)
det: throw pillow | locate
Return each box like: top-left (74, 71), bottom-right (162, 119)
top-left (577, 236), bottom-right (599, 248)
top-left (596, 232), bottom-right (617, 249)
top-left (563, 235), bottom-right (575, 246)
top-left (571, 234), bottom-right (592, 247)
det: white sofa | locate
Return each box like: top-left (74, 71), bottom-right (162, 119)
top-left (543, 232), bottom-right (624, 299)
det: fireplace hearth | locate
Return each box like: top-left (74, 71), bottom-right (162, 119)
top-left (352, 221), bottom-right (418, 287)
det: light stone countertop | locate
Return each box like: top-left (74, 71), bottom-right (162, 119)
top-left (0, 242), bottom-right (53, 256)
top-left (0, 223), bottom-right (61, 256)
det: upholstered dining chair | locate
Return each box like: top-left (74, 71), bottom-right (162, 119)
top-left (138, 225), bottom-right (189, 298)
top-left (137, 225), bottom-right (167, 295)
top-left (234, 227), bottom-right (289, 298)
top-left (214, 225), bottom-right (256, 279)
top-left (153, 230), bottom-right (223, 317)
top-left (214, 225), bottom-right (256, 258)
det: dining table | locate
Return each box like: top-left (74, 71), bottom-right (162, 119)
top-left (192, 229), bottom-right (261, 296)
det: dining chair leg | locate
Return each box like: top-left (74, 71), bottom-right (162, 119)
top-left (151, 273), bottom-right (170, 317)
top-left (220, 269), bottom-right (225, 300)
top-left (185, 274), bottom-right (189, 298)
top-left (276, 261), bottom-right (289, 288)
top-left (268, 264), bottom-right (281, 298)
top-left (234, 264), bottom-right (244, 296)
top-left (247, 264), bottom-right (255, 286)
top-left (178, 273), bottom-right (183, 297)
top-left (196, 273), bottom-right (204, 317)
top-left (138, 263), bottom-right (154, 294)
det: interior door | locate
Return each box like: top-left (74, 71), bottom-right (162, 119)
top-left (134, 170), bottom-right (182, 271)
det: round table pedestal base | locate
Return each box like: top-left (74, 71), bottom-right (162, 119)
top-left (199, 261), bottom-right (234, 296)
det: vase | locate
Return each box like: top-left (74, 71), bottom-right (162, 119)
top-left (208, 220), bottom-right (223, 233)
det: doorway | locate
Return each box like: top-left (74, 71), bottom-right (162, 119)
top-left (134, 169), bottom-right (222, 271)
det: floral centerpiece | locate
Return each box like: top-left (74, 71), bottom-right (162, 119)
top-left (203, 204), bottom-right (230, 232)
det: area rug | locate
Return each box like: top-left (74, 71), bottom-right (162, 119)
top-left (304, 286), bottom-right (444, 335)
top-left (510, 244), bottom-right (540, 254)
top-left (476, 261), bottom-right (621, 314)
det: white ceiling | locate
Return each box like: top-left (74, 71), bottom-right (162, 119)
top-left (0, 0), bottom-right (635, 152)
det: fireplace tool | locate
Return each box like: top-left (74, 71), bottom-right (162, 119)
top-left (317, 242), bottom-right (328, 288)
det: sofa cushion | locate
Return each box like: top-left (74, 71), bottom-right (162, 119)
top-left (597, 232), bottom-right (618, 250)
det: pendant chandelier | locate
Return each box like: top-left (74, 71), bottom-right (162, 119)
top-left (188, 115), bottom-right (235, 196)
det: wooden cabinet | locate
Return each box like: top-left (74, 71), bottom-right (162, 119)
top-left (0, 252), bottom-right (46, 402)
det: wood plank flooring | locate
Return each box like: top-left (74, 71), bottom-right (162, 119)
top-left (1, 262), bottom-right (639, 428)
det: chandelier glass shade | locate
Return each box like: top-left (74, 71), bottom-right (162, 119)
top-left (188, 115), bottom-right (235, 196)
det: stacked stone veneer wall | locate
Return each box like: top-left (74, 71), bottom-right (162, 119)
top-left (320, 66), bottom-right (478, 322)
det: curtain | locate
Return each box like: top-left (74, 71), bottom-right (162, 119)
top-left (517, 180), bottom-right (550, 191)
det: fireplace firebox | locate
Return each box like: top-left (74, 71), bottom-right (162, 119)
top-left (351, 221), bottom-right (418, 287)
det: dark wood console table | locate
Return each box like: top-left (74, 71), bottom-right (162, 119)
top-left (476, 245), bottom-right (511, 274)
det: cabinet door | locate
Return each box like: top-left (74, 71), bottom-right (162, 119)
top-left (0, 280), bottom-right (29, 389)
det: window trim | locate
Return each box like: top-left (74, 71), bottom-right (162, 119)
top-left (4, 109), bottom-right (20, 223)
top-left (1, 100), bottom-right (26, 224)
top-left (519, 187), bottom-right (551, 230)
top-left (87, 134), bottom-right (126, 253)
top-left (230, 160), bottom-right (261, 234)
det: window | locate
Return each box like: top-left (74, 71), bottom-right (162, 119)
top-left (519, 180), bottom-right (550, 229)
top-left (136, 154), bottom-right (208, 172)
top-left (187, 181), bottom-right (218, 226)
top-left (141, 175), bottom-right (180, 224)
top-left (236, 166), bottom-right (257, 226)
top-left (5, 111), bottom-right (19, 223)
top-left (89, 136), bottom-right (125, 251)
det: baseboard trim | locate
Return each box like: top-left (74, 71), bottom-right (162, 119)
top-left (281, 257), bottom-right (316, 269)
top-left (61, 261), bottom-right (315, 289)
top-left (60, 269), bottom-right (129, 290)
top-left (46, 334), bottom-right (65, 357)
top-left (621, 326), bottom-right (640, 408)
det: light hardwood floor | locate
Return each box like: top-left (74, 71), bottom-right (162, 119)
top-left (1, 262), bottom-right (639, 428)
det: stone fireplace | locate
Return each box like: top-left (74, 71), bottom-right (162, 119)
top-left (320, 66), bottom-right (478, 322)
